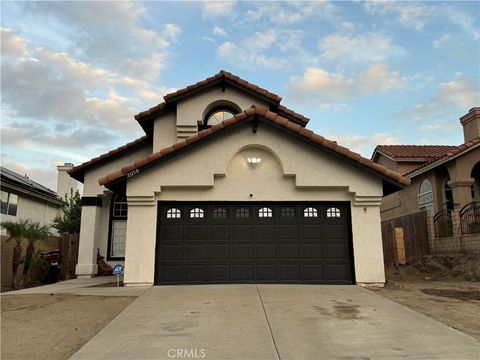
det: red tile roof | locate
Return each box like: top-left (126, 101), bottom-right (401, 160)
top-left (68, 136), bottom-right (150, 182)
top-left (403, 136), bottom-right (480, 177)
top-left (163, 70), bottom-right (282, 104)
top-left (373, 145), bottom-right (457, 160)
top-left (99, 106), bottom-right (410, 187)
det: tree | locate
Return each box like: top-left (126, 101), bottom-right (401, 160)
top-left (20, 221), bottom-right (51, 287)
top-left (52, 189), bottom-right (81, 234)
top-left (1, 219), bottom-right (28, 289)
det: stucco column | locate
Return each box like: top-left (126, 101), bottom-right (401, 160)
top-left (350, 196), bottom-right (385, 286)
top-left (124, 196), bottom-right (157, 286)
top-left (76, 201), bottom-right (101, 278)
top-left (448, 178), bottom-right (474, 209)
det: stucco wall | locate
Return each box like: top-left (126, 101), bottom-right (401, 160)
top-left (152, 111), bottom-right (177, 153)
top-left (0, 192), bottom-right (61, 236)
top-left (124, 122), bottom-right (385, 285)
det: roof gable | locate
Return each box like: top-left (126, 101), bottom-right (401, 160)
top-left (99, 106), bottom-right (409, 192)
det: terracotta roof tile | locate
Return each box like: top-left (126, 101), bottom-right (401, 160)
top-left (373, 145), bottom-right (457, 160)
top-left (68, 135), bottom-right (150, 181)
top-left (403, 136), bottom-right (480, 177)
top-left (276, 104), bottom-right (310, 124)
top-left (99, 107), bottom-right (410, 187)
top-left (163, 70), bottom-right (282, 104)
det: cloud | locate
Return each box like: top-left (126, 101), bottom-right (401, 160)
top-left (213, 26), bottom-right (227, 37)
top-left (324, 133), bottom-right (403, 157)
top-left (2, 161), bottom-right (60, 193)
top-left (202, 1), bottom-right (237, 17)
top-left (21, 1), bottom-right (181, 80)
top-left (286, 64), bottom-right (407, 105)
top-left (1, 28), bottom-right (28, 57)
top-left (432, 34), bottom-right (451, 49)
top-left (319, 33), bottom-right (406, 63)
top-left (363, 1), bottom-right (432, 30)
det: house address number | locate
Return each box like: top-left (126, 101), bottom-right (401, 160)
top-left (127, 169), bottom-right (140, 178)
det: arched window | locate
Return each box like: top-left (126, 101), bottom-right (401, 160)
top-left (280, 207), bottom-right (295, 218)
top-left (167, 208), bottom-right (181, 219)
top-left (418, 179), bottom-right (434, 213)
top-left (326, 207), bottom-right (341, 218)
top-left (190, 208), bottom-right (205, 218)
top-left (205, 108), bottom-right (236, 125)
top-left (235, 207), bottom-right (250, 218)
top-left (258, 207), bottom-right (273, 218)
top-left (304, 207), bottom-right (318, 218)
top-left (213, 207), bottom-right (227, 219)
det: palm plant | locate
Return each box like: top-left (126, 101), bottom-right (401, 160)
top-left (21, 221), bottom-right (51, 287)
top-left (1, 219), bottom-right (28, 289)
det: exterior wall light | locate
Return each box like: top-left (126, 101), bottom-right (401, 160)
top-left (247, 157), bottom-right (262, 167)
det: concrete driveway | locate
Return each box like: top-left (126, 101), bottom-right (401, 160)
top-left (72, 285), bottom-right (479, 360)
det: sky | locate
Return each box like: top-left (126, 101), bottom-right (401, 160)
top-left (1, 0), bottom-right (479, 191)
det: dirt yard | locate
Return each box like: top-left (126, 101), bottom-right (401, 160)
top-left (1, 294), bottom-right (136, 359)
top-left (370, 254), bottom-right (480, 341)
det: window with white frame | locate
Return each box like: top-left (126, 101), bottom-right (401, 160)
top-left (418, 179), bottom-right (434, 213)
top-left (304, 207), bottom-right (318, 218)
top-left (190, 208), bottom-right (205, 218)
top-left (326, 207), bottom-right (341, 218)
top-left (111, 220), bottom-right (127, 258)
top-left (258, 207), bottom-right (273, 218)
top-left (113, 194), bottom-right (128, 217)
top-left (1, 190), bottom-right (18, 216)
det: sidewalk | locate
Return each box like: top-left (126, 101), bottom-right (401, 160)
top-left (2, 276), bottom-right (151, 297)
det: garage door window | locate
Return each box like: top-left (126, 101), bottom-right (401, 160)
top-left (258, 207), bottom-right (273, 218)
top-left (280, 207), bottom-right (295, 218)
top-left (326, 207), bottom-right (341, 218)
top-left (190, 208), bottom-right (205, 218)
top-left (235, 207), bottom-right (250, 218)
top-left (167, 208), bottom-right (181, 218)
top-left (213, 207), bottom-right (227, 219)
top-left (304, 207), bottom-right (318, 217)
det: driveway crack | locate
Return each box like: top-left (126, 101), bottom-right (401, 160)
top-left (256, 285), bottom-right (281, 360)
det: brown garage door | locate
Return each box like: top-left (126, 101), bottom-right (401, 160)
top-left (155, 202), bottom-right (354, 285)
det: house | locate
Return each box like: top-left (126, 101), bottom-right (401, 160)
top-left (68, 70), bottom-right (409, 287)
top-left (372, 108), bottom-right (479, 254)
top-left (372, 108), bottom-right (480, 221)
top-left (1, 164), bottom-right (77, 287)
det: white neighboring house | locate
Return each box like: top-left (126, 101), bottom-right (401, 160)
top-left (0, 164), bottom-right (77, 235)
top-left (67, 71), bottom-right (410, 287)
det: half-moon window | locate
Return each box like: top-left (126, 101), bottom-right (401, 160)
top-left (167, 208), bottom-right (181, 219)
top-left (206, 109), bottom-right (235, 125)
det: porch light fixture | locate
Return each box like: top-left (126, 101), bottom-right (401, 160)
top-left (247, 157), bottom-right (262, 167)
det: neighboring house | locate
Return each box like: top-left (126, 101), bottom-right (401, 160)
top-left (68, 70), bottom-right (409, 287)
top-left (372, 107), bottom-right (480, 221)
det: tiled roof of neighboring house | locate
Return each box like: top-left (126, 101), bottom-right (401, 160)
top-left (0, 166), bottom-right (61, 204)
top-left (403, 136), bottom-right (480, 177)
top-left (163, 70), bottom-right (282, 104)
top-left (99, 105), bottom-right (410, 188)
top-left (68, 136), bottom-right (150, 182)
top-left (373, 145), bottom-right (457, 160)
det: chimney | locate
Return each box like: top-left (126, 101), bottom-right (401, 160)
top-left (57, 162), bottom-right (77, 200)
top-left (460, 107), bottom-right (480, 143)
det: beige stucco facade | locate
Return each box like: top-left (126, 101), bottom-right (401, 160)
top-left (73, 78), bottom-right (397, 286)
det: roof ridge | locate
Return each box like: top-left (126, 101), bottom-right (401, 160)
top-left (98, 106), bottom-right (410, 187)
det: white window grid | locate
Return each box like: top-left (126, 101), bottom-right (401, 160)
top-left (258, 207), bottom-right (273, 218)
top-left (326, 207), bottom-right (341, 218)
top-left (167, 208), bottom-right (181, 218)
top-left (190, 208), bottom-right (205, 218)
top-left (304, 207), bottom-right (318, 218)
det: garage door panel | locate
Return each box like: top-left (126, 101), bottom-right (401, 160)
top-left (231, 224), bottom-right (253, 240)
top-left (256, 264), bottom-right (277, 280)
top-left (186, 245), bottom-right (207, 260)
top-left (278, 244), bottom-right (300, 259)
top-left (184, 225), bottom-right (206, 241)
top-left (208, 224), bottom-right (230, 241)
top-left (160, 245), bottom-right (183, 260)
top-left (255, 244), bottom-right (276, 259)
top-left (163, 226), bottom-right (183, 242)
top-left (324, 243), bottom-right (348, 258)
top-left (233, 264), bottom-right (254, 280)
top-left (232, 244), bottom-right (254, 259)
top-left (208, 244), bottom-right (230, 259)
top-left (156, 203), bottom-right (353, 285)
